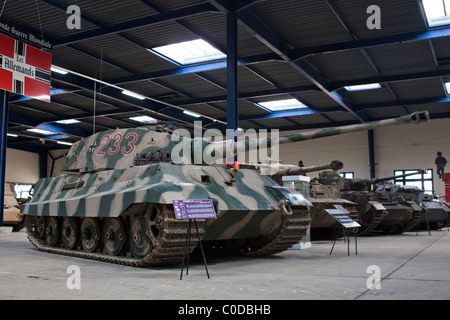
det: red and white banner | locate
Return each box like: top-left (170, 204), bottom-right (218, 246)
top-left (0, 33), bottom-right (51, 102)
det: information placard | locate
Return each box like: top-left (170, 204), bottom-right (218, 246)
top-left (173, 199), bottom-right (217, 220)
top-left (325, 205), bottom-right (361, 228)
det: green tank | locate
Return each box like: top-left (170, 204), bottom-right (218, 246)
top-left (375, 182), bottom-right (450, 230)
top-left (22, 111), bottom-right (429, 266)
top-left (320, 171), bottom-right (425, 235)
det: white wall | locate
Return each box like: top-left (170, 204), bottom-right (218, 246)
top-left (5, 148), bottom-right (40, 183)
top-left (278, 118), bottom-right (450, 199)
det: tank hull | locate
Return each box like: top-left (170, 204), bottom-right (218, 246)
top-left (342, 192), bottom-right (421, 235)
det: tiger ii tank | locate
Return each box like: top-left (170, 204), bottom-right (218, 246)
top-left (22, 111), bottom-right (429, 266)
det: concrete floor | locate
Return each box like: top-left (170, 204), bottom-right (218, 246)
top-left (0, 228), bottom-right (449, 300)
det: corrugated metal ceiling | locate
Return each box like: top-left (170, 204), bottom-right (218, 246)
top-left (2, 0), bottom-right (450, 151)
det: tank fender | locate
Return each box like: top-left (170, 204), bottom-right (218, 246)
top-left (141, 181), bottom-right (212, 204)
top-left (265, 185), bottom-right (312, 208)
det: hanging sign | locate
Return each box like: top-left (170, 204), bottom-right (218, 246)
top-left (0, 33), bottom-right (51, 102)
top-left (173, 199), bottom-right (217, 220)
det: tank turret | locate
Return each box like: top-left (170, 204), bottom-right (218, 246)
top-left (61, 111), bottom-right (429, 172)
top-left (265, 160), bottom-right (343, 185)
top-left (341, 170), bottom-right (425, 191)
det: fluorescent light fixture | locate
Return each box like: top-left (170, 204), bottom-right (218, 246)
top-left (129, 115), bottom-right (158, 124)
top-left (7, 133), bottom-right (18, 137)
top-left (422, 0), bottom-right (450, 27)
top-left (257, 98), bottom-right (309, 112)
top-left (122, 90), bottom-right (146, 100)
top-left (183, 110), bottom-right (201, 118)
top-left (27, 128), bottom-right (54, 135)
top-left (151, 39), bottom-right (226, 65)
top-left (445, 82), bottom-right (450, 94)
top-left (56, 119), bottom-right (81, 125)
top-left (57, 141), bottom-right (73, 146)
top-left (51, 66), bottom-right (69, 75)
top-left (344, 83), bottom-right (382, 91)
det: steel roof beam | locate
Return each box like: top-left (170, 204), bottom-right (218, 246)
top-left (52, 3), bottom-right (219, 47)
top-left (292, 28), bottom-right (450, 60)
top-left (208, 0), bottom-right (368, 123)
top-left (331, 69), bottom-right (450, 90)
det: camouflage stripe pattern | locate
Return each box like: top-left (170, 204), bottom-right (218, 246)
top-left (21, 163), bottom-right (311, 240)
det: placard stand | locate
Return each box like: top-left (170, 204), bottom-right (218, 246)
top-left (329, 226), bottom-right (358, 256)
top-left (180, 219), bottom-right (210, 280)
top-left (325, 206), bottom-right (361, 256)
top-left (173, 199), bottom-right (217, 280)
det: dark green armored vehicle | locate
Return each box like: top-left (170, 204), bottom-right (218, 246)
top-left (376, 182), bottom-right (450, 230)
top-left (319, 170), bottom-right (425, 235)
top-left (22, 111), bottom-right (429, 266)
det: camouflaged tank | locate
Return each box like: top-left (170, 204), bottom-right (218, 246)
top-left (3, 183), bottom-right (25, 231)
top-left (22, 111), bottom-right (429, 266)
top-left (375, 182), bottom-right (450, 230)
top-left (320, 170), bottom-right (425, 235)
top-left (273, 160), bottom-right (359, 239)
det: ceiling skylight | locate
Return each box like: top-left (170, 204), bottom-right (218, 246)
top-left (445, 82), bottom-right (450, 94)
top-left (129, 115), bottom-right (158, 124)
top-left (257, 98), bottom-right (309, 112)
top-left (422, 0), bottom-right (450, 27)
top-left (150, 39), bottom-right (226, 66)
top-left (344, 83), bottom-right (381, 91)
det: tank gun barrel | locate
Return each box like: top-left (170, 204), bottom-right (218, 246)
top-left (351, 170), bottom-right (425, 190)
top-left (275, 111), bottom-right (429, 146)
top-left (202, 111), bottom-right (429, 165)
top-left (273, 160), bottom-right (343, 177)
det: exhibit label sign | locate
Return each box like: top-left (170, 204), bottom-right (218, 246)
top-left (325, 205), bottom-right (361, 228)
top-left (173, 199), bottom-right (217, 220)
top-left (0, 33), bottom-right (51, 102)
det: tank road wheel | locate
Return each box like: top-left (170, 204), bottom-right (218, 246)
top-left (146, 204), bottom-right (165, 242)
top-left (129, 216), bottom-right (153, 259)
top-left (35, 216), bottom-right (46, 239)
top-left (45, 217), bottom-right (61, 247)
top-left (61, 217), bottom-right (80, 250)
top-left (80, 218), bottom-right (101, 253)
top-left (102, 218), bottom-right (126, 256)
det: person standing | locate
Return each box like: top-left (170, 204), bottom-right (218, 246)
top-left (435, 152), bottom-right (447, 181)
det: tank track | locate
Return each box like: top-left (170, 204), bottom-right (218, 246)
top-left (357, 208), bottom-right (385, 236)
top-left (25, 204), bottom-right (205, 267)
top-left (395, 209), bottom-right (422, 234)
top-left (243, 207), bottom-right (310, 256)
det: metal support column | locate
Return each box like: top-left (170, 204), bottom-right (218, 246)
top-left (39, 150), bottom-right (48, 179)
top-left (0, 90), bottom-right (10, 227)
top-left (368, 129), bottom-right (375, 179)
top-left (226, 11), bottom-right (238, 133)
top-left (226, 11), bottom-right (239, 164)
